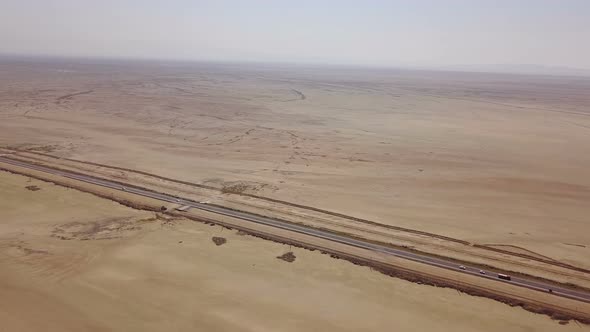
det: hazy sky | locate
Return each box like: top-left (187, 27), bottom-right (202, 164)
top-left (1, 0), bottom-right (589, 68)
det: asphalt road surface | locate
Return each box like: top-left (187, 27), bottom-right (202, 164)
top-left (1, 155), bottom-right (589, 304)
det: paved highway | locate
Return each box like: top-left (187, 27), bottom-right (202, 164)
top-left (1, 155), bottom-right (589, 304)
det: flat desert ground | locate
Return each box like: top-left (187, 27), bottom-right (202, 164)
top-left (1, 172), bottom-right (586, 331)
top-left (1, 58), bottom-right (590, 330)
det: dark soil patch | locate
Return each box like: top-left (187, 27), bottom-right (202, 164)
top-left (221, 183), bottom-right (249, 194)
top-left (25, 185), bottom-right (41, 191)
top-left (277, 252), bottom-right (296, 263)
top-left (212, 237), bottom-right (227, 246)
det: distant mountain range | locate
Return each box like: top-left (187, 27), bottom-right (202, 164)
top-left (426, 64), bottom-right (590, 77)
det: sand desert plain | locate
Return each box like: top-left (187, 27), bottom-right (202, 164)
top-left (1, 57), bottom-right (590, 331)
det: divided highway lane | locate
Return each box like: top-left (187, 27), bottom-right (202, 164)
top-left (1, 156), bottom-right (589, 304)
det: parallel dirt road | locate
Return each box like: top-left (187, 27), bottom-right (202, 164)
top-left (2, 156), bottom-right (589, 324)
top-left (4, 147), bottom-right (589, 291)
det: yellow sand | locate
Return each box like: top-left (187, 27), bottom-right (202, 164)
top-left (0, 171), bottom-right (586, 331)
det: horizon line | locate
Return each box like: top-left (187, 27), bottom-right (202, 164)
top-left (2, 52), bottom-right (590, 78)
